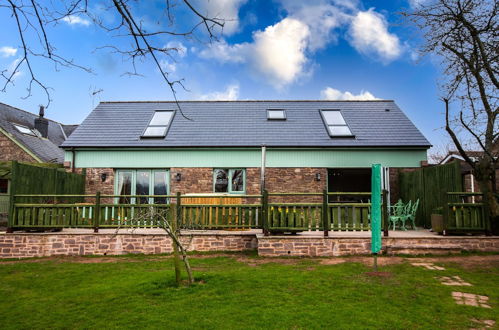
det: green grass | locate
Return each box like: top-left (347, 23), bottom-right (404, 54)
top-left (0, 253), bottom-right (497, 329)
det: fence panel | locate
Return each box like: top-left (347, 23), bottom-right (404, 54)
top-left (399, 161), bottom-right (462, 228)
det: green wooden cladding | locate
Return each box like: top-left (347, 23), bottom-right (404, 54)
top-left (399, 161), bottom-right (463, 228)
top-left (65, 148), bottom-right (428, 168)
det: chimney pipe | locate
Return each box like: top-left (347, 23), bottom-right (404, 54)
top-left (34, 105), bottom-right (49, 138)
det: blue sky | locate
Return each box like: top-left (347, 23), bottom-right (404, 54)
top-left (0, 0), bottom-right (447, 151)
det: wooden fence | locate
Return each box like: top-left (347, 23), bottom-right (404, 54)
top-left (9, 191), bottom-right (390, 235)
top-left (399, 161), bottom-right (463, 228)
top-left (443, 192), bottom-right (490, 234)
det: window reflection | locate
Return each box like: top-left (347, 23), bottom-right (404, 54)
top-left (215, 169), bottom-right (229, 192)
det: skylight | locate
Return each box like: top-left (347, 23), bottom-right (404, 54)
top-left (320, 110), bottom-right (353, 137)
top-left (13, 124), bottom-right (37, 136)
top-left (267, 109), bottom-right (286, 120)
top-left (142, 110), bottom-right (174, 138)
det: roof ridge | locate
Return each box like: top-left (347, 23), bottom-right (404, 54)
top-left (0, 102), bottom-right (66, 125)
top-left (98, 100), bottom-right (394, 104)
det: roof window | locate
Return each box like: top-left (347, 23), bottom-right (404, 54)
top-left (267, 109), bottom-right (286, 120)
top-left (320, 110), bottom-right (353, 137)
top-left (142, 110), bottom-right (174, 138)
top-left (13, 124), bottom-right (39, 137)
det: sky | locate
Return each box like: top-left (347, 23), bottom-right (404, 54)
top-left (0, 0), bottom-right (449, 152)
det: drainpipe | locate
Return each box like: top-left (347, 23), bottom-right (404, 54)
top-left (260, 144), bottom-right (266, 194)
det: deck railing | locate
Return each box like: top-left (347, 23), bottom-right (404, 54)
top-left (8, 190), bottom-right (390, 235)
top-left (443, 192), bottom-right (490, 234)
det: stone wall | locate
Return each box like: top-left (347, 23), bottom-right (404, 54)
top-left (0, 232), bottom-right (257, 258)
top-left (0, 132), bottom-right (37, 162)
top-left (170, 168), bottom-right (213, 194)
top-left (1, 232), bottom-right (498, 259)
top-left (257, 235), bottom-right (499, 257)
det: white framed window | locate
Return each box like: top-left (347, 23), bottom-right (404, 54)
top-left (320, 110), bottom-right (354, 137)
top-left (115, 169), bottom-right (169, 204)
top-left (267, 109), bottom-right (286, 120)
top-left (142, 110), bottom-right (175, 138)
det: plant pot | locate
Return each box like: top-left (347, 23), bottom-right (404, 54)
top-left (431, 214), bottom-right (443, 234)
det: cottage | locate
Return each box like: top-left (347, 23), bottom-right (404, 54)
top-left (61, 100), bottom-right (431, 202)
top-left (0, 102), bottom-right (77, 219)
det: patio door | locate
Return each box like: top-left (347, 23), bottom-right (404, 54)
top-left (115, 169), bottom-right (170, 204)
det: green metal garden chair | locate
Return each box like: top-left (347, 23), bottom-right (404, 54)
top-left (389, 199), bottom-right (405, 230)
top-left (403, 199), bottom-right (419, 230)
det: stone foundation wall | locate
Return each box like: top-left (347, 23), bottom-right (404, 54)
top-left (0, 233), bottom-right (257, 258)
top-left (257, 235), bottom-right (499, 257)
top-left (1, 232), bottom-right (498, 259)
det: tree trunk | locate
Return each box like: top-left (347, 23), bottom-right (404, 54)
top-left (474, 160), bottom-right (499, 235)
top-left (172, 238), bottom-right (183, 286)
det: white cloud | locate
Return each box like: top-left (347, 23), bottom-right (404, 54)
top-left (348, 9), bottom-right (402, 62)
top-left (278, 0), bottom-right (355, 51)
top-left (166, 41), bottom-right (187, 58)
top-left (191, 0), bottom-right (247, 35)
top-left (199, 40), bottom-right (247, 63)
top-left (199, 18), bottom-right (310, 89)
top-left (321, 87), bottom-right (379, 100)
top-left (198, 1), bottom-right (404, 88)
top-left (0, 46), bottom-right (17, 58)
top-left (251, 18), bottom-right (310, 88)
top-left (4, 57), bottom-right (23, 82)
top-left (199, 84), bottom-right (239, 100)
top-left (159, 59), bottom-right (176, 73)
top-left (408, 0), bottom-right (429, 8)
top-left (62, 15), bottom-right (91, 26)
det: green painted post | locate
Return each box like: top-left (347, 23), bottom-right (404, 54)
top-left (322, 189), bottom-right (329, 237)
top-left (371, 164), bottom-right (382, 255)
top-left (262, 190), bottom-right (269, 236)
top-left (442, 192), bottom-right (449, 236)
top-left (176, 192), bottom-right (182, 229)
top-left (93, 192), bottom-right (101, 233)
top-left (382, 189), bottom-right (389, 237)
top-left (7, 161), bottom-right (18, 233)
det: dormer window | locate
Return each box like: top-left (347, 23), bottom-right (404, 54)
top-left (320, 110), bottom-right (353, 137)
top-left (267, 109), bottom-right (286, 120)
top-left (142, 110), bottom-right (174, 138)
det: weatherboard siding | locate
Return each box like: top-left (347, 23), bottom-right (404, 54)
top-left (64, 149), bottom-right (427, 168)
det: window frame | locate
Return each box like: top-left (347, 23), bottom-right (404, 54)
top-left (114, 169), bottom-right (170, 204)
top-left (319, 109), bottom-right (355, 138)
top-left (212, 168), bottom-right (246, 194)
top-left (141, 110), bottom-right (175, 138)
top-left (267, 109), bottom-right (287, 120)
top-left (13, 124), bottom-right (38, 136)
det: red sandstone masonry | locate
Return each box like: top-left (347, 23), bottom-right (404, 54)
top-left (256, 235), bottom-right (499, 257)
top-left (0, 132), bottom-right (38, 162)
top-left (0, 233), bottom-right (257, 259)
top-left (1, 232), bottom-right (499, 258)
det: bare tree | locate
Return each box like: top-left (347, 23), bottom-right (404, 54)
top-left (0, 0), bottom-right (225, 112)
top-left (404, 0), bottom-right (498, 233)
top-left (115, 204), bottom-right (195, 286)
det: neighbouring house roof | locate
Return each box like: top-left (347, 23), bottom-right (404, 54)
top-left (62, 100), bottom-right (431, 148)
top-left (0, 102), bottom-right (77, 163)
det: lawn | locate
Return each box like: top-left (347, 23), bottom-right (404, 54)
top-left (0, 253), bottom-right (497, 329)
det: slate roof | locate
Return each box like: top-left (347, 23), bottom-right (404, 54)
top-left (62, 100), bottom-right (431, 148)
top-left (0, 102), bottom-right (76, 163)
